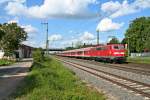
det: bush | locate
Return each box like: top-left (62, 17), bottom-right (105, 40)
top-left (32, 48), bottom-right (44, 62)
top-left (0, 59), bottom-right (14, 66)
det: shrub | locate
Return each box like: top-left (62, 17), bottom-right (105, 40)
top-left (32, 48), bottom-right (44, 62)
top-left (0, 59), bottom-right (14, 66)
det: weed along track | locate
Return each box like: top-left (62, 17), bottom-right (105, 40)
top-left (57, 58), bottom-right (150, 99)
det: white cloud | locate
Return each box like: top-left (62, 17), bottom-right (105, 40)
top-left (101, 1), bottom-right (121, 13)
top-left (21, 40), bottom-right (37, 47)
top-left (134, 0), bottom-right (150, 9)
top-left (60, 38), bottom-right (79, 48)
top-left (7, 17), bottom-right (19, 24)
top-left (96, 18), bottom-right (124, 32)
top-left (7, 18), bottom-right (38, 34)
top-left (101, 0), bottom-right (150, 18)
top-left (21, 25), bottom-right (38, 34)
top-left (5, 0), bottom-right (98, 19)
top-left (22, 40), bottom-right (47, 48)
top-left (58, 31), bottom-right (95, 48)
top-left (49, 34), bottom-right (62, 41)
top-left (80, 31), bottom-right (95, 40)
top-left (0, 0), bottom-right (25, 4)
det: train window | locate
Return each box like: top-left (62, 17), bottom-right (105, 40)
top-left (114, 46), bottom-right (119, 49)
top-left (96, 47), bottom-right (107, 50)
top-left (96, 47), bottom-right (102, 50)
top-left (78, 51), bottom-right (82, 54)
top-left (71, 52), bottom-right (73, 54)
top-left (113, 45), bottom-right (124, 50)
top-left (101, 47), bottom-right (107, 50)
top-left (119, 45), bottom-right (124, 49)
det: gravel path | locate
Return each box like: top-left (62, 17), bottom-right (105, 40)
top-left (0, 60), bottom-right (32, 100)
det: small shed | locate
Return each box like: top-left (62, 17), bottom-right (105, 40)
top-left (18, 44), bottom-right (35, 58)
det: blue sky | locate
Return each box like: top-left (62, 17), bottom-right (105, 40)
top-left (0, 0), bottom-right (150, 48)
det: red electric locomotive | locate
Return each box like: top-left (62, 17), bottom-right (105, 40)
top-left (58, 44), bottom-right (126, 63)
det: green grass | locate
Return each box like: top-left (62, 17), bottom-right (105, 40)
top-left (0, 59), bottom-right (14, 66)
top-left (12, 57), bottom-right (106, 100)
top-left (127, 57), bottom-right (150, 64)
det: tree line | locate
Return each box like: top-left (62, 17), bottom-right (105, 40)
top-left (0, 23), bottom-right (27, 56)
top-left (124, 17), bottom-right (150, 53)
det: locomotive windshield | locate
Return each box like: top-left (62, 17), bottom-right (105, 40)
top-left (113, 45), bottom-right (124, 50)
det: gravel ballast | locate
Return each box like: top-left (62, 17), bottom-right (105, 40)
top-left (64, 58), bottom-right (150, 85)
top-left (58, 57), bottom-right (150, 100)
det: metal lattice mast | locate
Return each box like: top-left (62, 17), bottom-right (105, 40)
top-left (97, 30), bottom-right (99, 45)
top-left (41, 22), bottom-right (49, 54)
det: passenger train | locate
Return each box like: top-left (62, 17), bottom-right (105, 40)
top-left (57, 44), bottom-right (127, 63)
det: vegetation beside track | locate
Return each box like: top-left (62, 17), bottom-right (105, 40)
top-left (127, 57), bottom-right (150, 64)
top-left (0, 59), bottom-right (14, 66)
top-left (12, 49), bottom-right (105, 100)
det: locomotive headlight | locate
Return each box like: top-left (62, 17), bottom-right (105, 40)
top-left (114, 52), bottom-right (119, 54)
top-left (120, 52), bottom-right (125, 54)
top-left (114, 52), bottom-right (125, 54)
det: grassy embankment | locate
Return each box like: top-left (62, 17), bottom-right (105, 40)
top-left (0, 59), bottom-right (14, 66)
top-left (12, 55), bottom-right (105, 99)
top-left (127, 57), bottom-right (150, 64)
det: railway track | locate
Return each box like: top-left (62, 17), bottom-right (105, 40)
top-left (60, 57), bottom-right (150, 76)
top-left (57, 58), bottom-right (150, 99)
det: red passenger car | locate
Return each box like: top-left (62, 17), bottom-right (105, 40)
top-left (58, 44), bottom-right (126, 63)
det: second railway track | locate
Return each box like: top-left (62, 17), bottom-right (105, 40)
top-left (60, 56), bottom-right (150, 76)
top-left (57, 58), bottom-right (150, 99)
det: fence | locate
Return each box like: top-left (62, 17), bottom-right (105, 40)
top-left (131, 52), bottom-right (150, 57)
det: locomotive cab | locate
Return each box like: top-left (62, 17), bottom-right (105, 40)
top-left (111, 44), bottom-right (126, 63)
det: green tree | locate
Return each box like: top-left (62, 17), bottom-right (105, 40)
top-left (125, 17), bottom-right (150, 53)
top-left (0, 24), bottom-right (6, 50)
top-left (0, 24), bottom-right (5, 40)
top-left (0, 23), bottom-right (27, 56)
top-left (32, 48), bottom-right (44, 62)
top-left (109, 37), bottom-right (120, 44)
top-left (121, 38), bottom-right (127, 44)
top-left (65, 47), bottom-right (74, 50)
top-left (144, 37), bottom-right (150, 51)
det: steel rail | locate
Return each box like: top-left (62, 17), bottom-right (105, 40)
top-left (57, 58), bottom-right (150, 98)
top-left (60, 57), bottom-right (150, 76)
